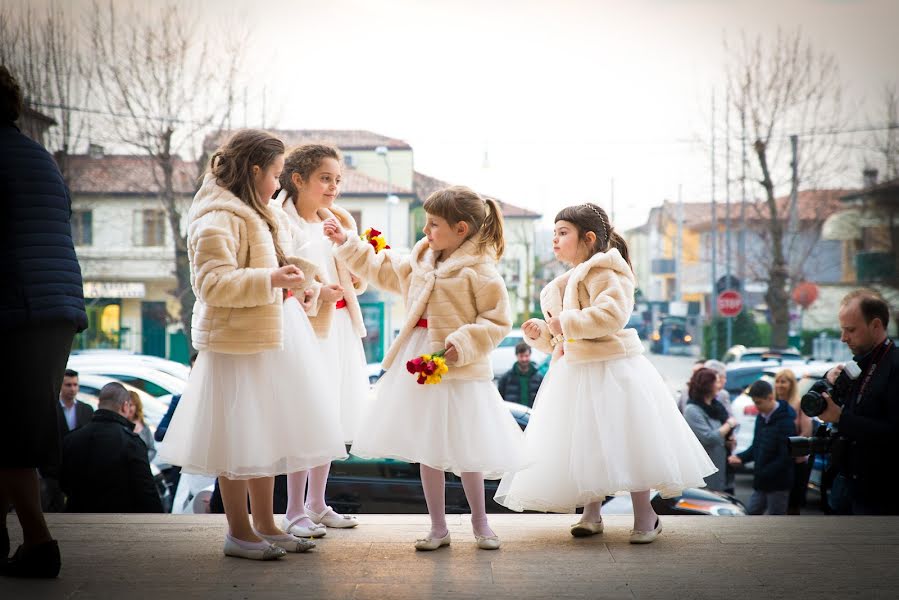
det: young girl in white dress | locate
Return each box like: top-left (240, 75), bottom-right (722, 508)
top-left (157, 130), bottom-right (347, 560)
top-left (494, 203), bottom-right (716, 543)
top-left (273, 144), bottom-right (370, 536)
top-left (323, 186), bottom-right (527, 551)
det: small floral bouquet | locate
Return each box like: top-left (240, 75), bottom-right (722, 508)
top-left (406, 350), bottom-right (449, 385)
top-left (361, 227), bottom-right (390, 253)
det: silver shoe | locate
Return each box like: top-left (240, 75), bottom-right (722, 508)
top-left (475, 534), bottom-right (501, 550)
top-left (570, 519), bottom-right (604, 537)
top-left (281, 515), bottom-right (327, 538)
top-left (629, 518), bottom-right (662, 544)
top-left (223, 535), bottom-right (287, 560)
top-left (306, 505), bottom-right (359, 529)
top-left (254, 529), bottom-right (316, 553)
top-left (414, 531), bottom-right (451, 551)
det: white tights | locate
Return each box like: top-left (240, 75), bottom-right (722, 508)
top-left (420, 464), bottom-right (495, 538)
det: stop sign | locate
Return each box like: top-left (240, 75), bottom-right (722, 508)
top-left (717, 290), bottom-right (743, 317)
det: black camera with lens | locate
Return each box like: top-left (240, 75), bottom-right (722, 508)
top-left (799, 361), bottom-right (862, 418)
top-left (788, 423), bottom-right (849, 469)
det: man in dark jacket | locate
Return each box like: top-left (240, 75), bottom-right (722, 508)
top-left (56, 369), bottom-right (94, 435)
top-left (728, 380), bottom-right (795, 515)
top-left (1, 66), bottom-right (88, 578)
top-left (60, 383), bottom-right (163, 514)
top-left (819, 289), bottom-right (899, 515)
top-left (496, 342), bottom-right (544, 408)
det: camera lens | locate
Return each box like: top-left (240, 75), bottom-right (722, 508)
top-left (800, 390), bottom-right (826, 417)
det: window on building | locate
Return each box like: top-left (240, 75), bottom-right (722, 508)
top-left (71, 210), bottom-right (93, 246)
top-left (138, 209), bottom-right (166, 247)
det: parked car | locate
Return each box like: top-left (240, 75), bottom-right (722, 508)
top-left (625, 312), bottom-right (649, 339)
top-left (67, 360), bottom-right (187, 397)
top-left (491, 329), bottom-right (549, 380)
top-left (600, 487), bottom-right (746, 517)
top-left (70, 350), bottom-right (191, 380)
top-left (367, 362), bottom-right (385, 385)
top-left (650, 316), bottom-right (695, 356)
top-left (730, 362), bottom-right (839, 456)
top-left (722, 345), bottom-right (803, 364)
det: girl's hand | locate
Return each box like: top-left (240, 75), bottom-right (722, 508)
top-left (443, 343), bottom-right (459, 364)
top-left (301, 288), bottom-right (315, 310)
top-left (271, 264), bottom-right (305, 289)
top-left (320, 284), bottom-right (344, 303)
top-left (522, 319), bottom-right (542, 339)
top-left (547, 316), bottom-right (563, 335)
top-left (323, 218), bottom-right (347, 245)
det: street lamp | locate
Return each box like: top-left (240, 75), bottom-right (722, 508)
top-left (374, 145), bottom-right (399, 351)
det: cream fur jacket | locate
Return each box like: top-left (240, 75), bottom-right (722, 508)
top-left (525, 248), bottom-right (643, 363)
top-left (334, 235), bottom-right (511, 381)
top-left (188, 174), bottom-right (319, 354)
top-left (274, 190), bottom-right (367, 339)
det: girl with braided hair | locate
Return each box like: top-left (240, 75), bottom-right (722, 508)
top-left (495, 203), bottom-right (715, 543)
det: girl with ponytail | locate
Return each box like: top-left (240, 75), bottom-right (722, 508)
top-left (157, 130), bottom-right (346, 561)
top-left (495, 203), bottom-right (716, 544)
top-left (323, 185), bottom-right (527, 552)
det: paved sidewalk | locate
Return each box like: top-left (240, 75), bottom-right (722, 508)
top-left (2, 513), bottom-right (897, 599)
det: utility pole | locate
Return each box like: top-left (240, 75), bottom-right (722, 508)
top-left (725, 88), bottom-right (733, 350)
top-left (710, 91), bottom-right (718, 359)
top-left (675, 184), bottom-right (683, 302)
top-left (788, 134), bottom-right (799, 343)
top-left (739, 107), bottom-right (747, 290)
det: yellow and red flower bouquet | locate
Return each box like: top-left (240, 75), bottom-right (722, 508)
top-left (361, 227), bottom-right (390, 253)
top-left (406, 350), bottom-right (449, 385)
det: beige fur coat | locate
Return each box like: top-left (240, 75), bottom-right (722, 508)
top-left (334, 235), bottom-right (511, 381)
top-left (275, 190), bottom-right (367, 339)
top-left (525, 248), bottom-right (643, 363)
top-left (188, 174), bottom-right (319, 354)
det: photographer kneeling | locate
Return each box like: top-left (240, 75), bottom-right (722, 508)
top-left (813, 290), bottom-right (898, 515)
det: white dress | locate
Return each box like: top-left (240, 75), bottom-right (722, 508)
top-left (350, 325), bottom-right (528, 478)
top-left (157, 297), bottom-right (348, 479)
top-left (494, 352), bottom-right (717, 512)
top-left (296, 220), bottom-right (370, 443)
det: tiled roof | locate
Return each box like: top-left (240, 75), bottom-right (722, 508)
top-left (340, 169), bottom-right (413, 195)
top-left (413, 171), bottom-right (542, 219)
top-left (66, 155), bottom-right (198, 195)
top-left (658, 189), bottom-right (857, 229)
top-left (204, 129), bottom-right (412, 153)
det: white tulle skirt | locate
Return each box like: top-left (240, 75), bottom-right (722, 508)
top-left (157, 297), bottom-right (348, 479)
top-left (494, 353), bottom-right (717, 513)
top-left (349, 327), bottom-right (528, 478)
top-left (318, 307), bottom-right (370, 443)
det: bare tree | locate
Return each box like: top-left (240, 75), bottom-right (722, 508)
top-left (867, 83), bottom-right (899, 180)
top-left (725, 29), bottom-right (844, 347)
top-left (88, 1), bottom-right (246, 352)
top-left (0, 1), bottom-right (94, 181)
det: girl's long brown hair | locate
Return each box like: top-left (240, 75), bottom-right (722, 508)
top-left (208, 129), bottom-right (287, 266)
top-left (423, 186), bottom-right (505, 259)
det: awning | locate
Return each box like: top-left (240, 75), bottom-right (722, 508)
top-left (822, 208), bottom-right (892, 241)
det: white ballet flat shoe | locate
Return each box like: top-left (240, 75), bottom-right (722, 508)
top-left (253, 529), bottom-right (316, 553)
top-left (281, 515), bottom-right (327, 538)
top-left (475, 534), bottom-right (501, 550)
top-left (306, 505), bottom-right (359, 529)
top-left (414, 531), bottom-right (451, 551)
top-left (223, 535), bottom-right (286, 560)
top-left (570, 518), bottom-right (604, 537)
top-left (629, 518), bottom-right (662, 544)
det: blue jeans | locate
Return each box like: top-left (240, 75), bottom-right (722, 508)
top-left (747, 489), bottom-right (790, 515)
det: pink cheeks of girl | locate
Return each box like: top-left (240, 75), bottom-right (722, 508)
top-left (254, 154), bottom-right (285, 202)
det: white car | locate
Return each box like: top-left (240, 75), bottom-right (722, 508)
top-left (69, 351), bottom-right (191, 381)
top-left (730, 362), bottom-right (839, 456)
top-left (67, 360), bottom-right (187, 398)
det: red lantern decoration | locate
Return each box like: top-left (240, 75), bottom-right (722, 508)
top-left (792, 281), bottom-right (819, 309)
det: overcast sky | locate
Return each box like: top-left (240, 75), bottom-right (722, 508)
top-left (41, 0), bottom-right (899, 230)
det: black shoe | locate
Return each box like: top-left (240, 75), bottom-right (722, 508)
top-left (2, 540), bottom-right (61, 578)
